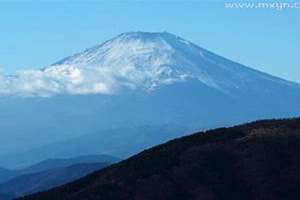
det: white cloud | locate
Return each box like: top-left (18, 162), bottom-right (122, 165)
top-left (0, 65), bottom-right (118, 97)
top-left (0, 62), bottom-right (192, 97)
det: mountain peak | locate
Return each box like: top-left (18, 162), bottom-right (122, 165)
top-left (114, 31), bottom-right (194, 51)
top-left (54, 31), bottom-right (193, 67)
top-left (49, 31), bottom-right (206, 92)
top-left (116, 31), bottom-right (178, 39)
top-left (112, 31), bottom-right (192, 49)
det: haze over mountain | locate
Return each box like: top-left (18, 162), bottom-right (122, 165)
top-left (0, 32), bottom-right (299, 168)
top-left (20, 118), bottom-right (300, 200)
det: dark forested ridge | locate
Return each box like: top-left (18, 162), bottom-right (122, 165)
top-left (20, 118), bottom-right (300, 200)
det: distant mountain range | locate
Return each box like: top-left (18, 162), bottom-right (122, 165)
top-left (0, 32), bottom-right (299, 168)
top-left (0, 162), bottom-right (110, 199)
top-left (0, 154), bottom-right (117, 200)
top-left (20, 118), bottom-right (300, 200)
top-left (1, 125), bottom-right (186, 168)
top-left (16, 154), bottom-right (118, 175)
top-left (0, 154), bottom-right (117, 183)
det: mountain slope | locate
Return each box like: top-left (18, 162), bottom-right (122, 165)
top-left (21, 118), bottom-right (300, 200)
top-left (0, 32), bottom-right (299, 168)
top-left (0, 162), bottom-right (110, 199)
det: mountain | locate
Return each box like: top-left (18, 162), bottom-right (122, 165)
top-left (20, 118), bottom-right (300, 200)
top-left (0, 154), bottom-right (117, 199)
top-left (17, 154), bottom-right (119, 174)
top-left (0, 162), bottom-right (110, 199)
top-left (0, 154), bottom-right (117, 184)
top-left (0, 32), bottom-right (300, 168)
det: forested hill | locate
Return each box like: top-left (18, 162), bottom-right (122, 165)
top-left (21, 118), bottom-right (300, 200)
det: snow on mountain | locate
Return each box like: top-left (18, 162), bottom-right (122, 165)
top-left (1, 31), bottom-right (298, 97)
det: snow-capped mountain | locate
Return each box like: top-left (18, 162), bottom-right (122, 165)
top-left (53, 31), bottom-right (299, 94)
top-left (2, 31), bottom-right (298, 97)
top-left (0, 32), bottom-right (299, 168)
top-left (52, 31), bottom-right (223, 92)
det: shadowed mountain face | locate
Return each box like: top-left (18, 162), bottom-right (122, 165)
top-left (0, 32), bottom-right (300, 168)
top-left (21, 118), bottom-right (300, 200)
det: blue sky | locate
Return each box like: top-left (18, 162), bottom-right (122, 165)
top-left (0, 0), bottom-right (299, 83)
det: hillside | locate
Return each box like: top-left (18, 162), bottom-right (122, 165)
top-left (21, 118), bottom-right (300, 200)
